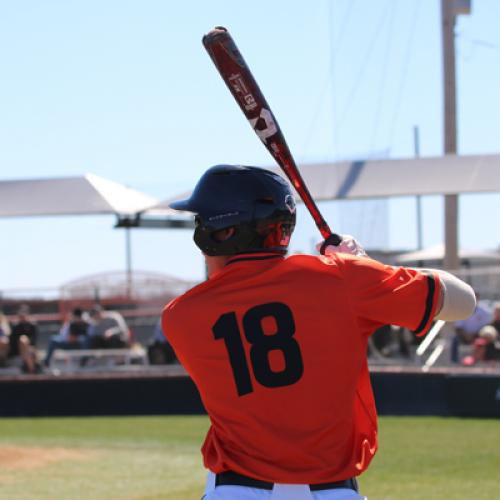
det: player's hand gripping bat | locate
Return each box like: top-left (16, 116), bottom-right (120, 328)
top-left (202, 26), bottom-right (341, 250)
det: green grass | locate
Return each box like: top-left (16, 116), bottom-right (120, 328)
top-left (363, 417), bottom-right (500, 499)
top-left (0, 416), bottom-right (210, 500)
top-left (0, 416), bottom-right (498, 499)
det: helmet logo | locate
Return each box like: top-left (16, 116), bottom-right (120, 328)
top-left (208, 211), bottom-right (239, 221)
top-left (285, 194), bottom-right (296, 214)
top-left (249, 108), bottom-right (277, 143)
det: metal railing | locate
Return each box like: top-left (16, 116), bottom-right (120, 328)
top-left (416, 320), bottom-right (446, 371)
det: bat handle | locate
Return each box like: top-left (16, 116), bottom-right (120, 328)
top-left (319, 233), bottom-right (342, 255)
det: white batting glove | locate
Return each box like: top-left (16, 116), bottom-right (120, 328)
top-left (316, 234), bottom-right (367, 257)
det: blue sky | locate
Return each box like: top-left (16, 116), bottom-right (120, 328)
top-left (0, 0), bottom-right (499, 292)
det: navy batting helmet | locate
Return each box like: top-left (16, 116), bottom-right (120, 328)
top-left (170, 165), bottom-right (296, 256)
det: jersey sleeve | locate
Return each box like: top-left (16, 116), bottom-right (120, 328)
top-left (338, 255), bottom-right (441, 336)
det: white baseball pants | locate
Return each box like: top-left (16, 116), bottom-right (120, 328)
top-left (202, 472), bottom-right (367, 500)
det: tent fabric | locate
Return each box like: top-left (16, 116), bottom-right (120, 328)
top-left (148, 193), bottom-right (190, 211)
top-left (149, 153), bottom-right (500, 211)
top-left (0, 173), bottom-right (158, 217)
top-left (395, 244), bottom-right (500, 263)
top-left (283, 153), bottom-right (500, 200)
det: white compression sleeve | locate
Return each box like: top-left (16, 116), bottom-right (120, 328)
top-left (427, 269), bottom-right (476, 321)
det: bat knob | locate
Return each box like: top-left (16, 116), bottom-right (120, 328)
top-left (319, 233), bottom-right (342, 254)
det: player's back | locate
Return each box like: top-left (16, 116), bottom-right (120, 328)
top-left (163, 252), bottom-right (380, 483)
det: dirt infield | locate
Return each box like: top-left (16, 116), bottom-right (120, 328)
top-left (0, 446), bottom-right (93, 470)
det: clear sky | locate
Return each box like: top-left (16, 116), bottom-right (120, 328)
top-left (1, 0), bottom-right (499, 293)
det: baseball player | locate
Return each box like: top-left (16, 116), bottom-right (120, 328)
top-left (162, 165), bottom-right (475, 500)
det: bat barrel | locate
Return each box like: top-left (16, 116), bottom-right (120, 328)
top-left (203, 26), bottom-right (341, 248)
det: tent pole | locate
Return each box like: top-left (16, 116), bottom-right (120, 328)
top-left (125, 226), bottom-right (132, 298)
top-left (413, 126), bottom-right (423, 250)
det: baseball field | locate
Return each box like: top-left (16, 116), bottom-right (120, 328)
top-left (0, 415), bottom-right (498, 499)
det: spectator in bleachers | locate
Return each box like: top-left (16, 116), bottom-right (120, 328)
top-left (86, 305), bottom-right (130, 349)
top-left (462, 325), bottom-right (500, 365)
top-left (367, 324), bottom-right (414, 360)
top-left (0, 310), bottom-right (11, 367)
top-left (450, 293), bottom-right (491, 363)
top-left (9, 304), bottom-right (39, 374)
top-left (147, 318), bottom-right (177, 365)
top-left (465, 302), bottom-right (500, 365)
top-left (43, 307), bottom-right (89, 368)
top-left (491, 301), bottom-right (500, 333)
top-left (476, 324), bottom-right (500, 362)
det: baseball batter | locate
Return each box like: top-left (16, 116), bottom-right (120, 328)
top-left (162, 165), bottom-right (475, 500)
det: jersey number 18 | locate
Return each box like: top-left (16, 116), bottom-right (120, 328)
top-left (212, 302), bottom-right (304, 396)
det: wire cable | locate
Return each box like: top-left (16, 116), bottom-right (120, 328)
top-left (299, 0), bottom-right (357, 160)
top-left (386, 0), bottom-right (421, 151)
top-left (369, 3), bottom-right (396, 153)
top-left (336, 0), bottom-right (392, 128)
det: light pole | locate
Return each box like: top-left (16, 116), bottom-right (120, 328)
top-left (441, 0), bottom-right (471, 269)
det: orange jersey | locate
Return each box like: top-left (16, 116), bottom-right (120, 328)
top-left (162, 252), bottom-right (441, 484)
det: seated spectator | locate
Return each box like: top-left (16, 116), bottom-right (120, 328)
top-left (491, 301), bottom-right (500, 334)
top-left (0, 310), bottom-right (11, 367)
top-left (462, 325), bottom-right (500, 365)
top-left (86, 305), bottom-right (130, 349)
top-left (9, 304), bottom-right (40, 374)
top-left (147, 319), bottom-right (177, 365)
top-left (464, 302), bottom-right (500, 365)
top-left (43, 307), bottom-right (89, 367)
top-left (367, 324), bottom-right (413, 360)
top-left (451, 293), bottom-right (491, 363)
top-left (396, 326), bottom-right (414, 359)
top-left (367, 324), bottom-right (393, 359)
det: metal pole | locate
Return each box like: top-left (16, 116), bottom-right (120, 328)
top-left (440, 0), bottom-right (471, 366)
top-left (125, 226), bottom-right (132, 298)
top-left (413, 126), bottom-right (423, 250)
top-left (441, 0), bottom-right (470, 270)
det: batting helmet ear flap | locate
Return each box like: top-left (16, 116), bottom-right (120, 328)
top-left (259, 222), bottom-right (293, 250)
top-left (211, 227), bottom-right (236, 242)
top-left (195, 222), bottom-right (264, 256)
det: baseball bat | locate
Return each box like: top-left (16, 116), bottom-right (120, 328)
top-left (202, 26), bottom-right (341, 248)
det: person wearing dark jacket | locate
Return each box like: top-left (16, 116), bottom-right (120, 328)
top-left (43, 307), bottom-right (89, 368)
top-left (9, 304), bottom-right (39, 374)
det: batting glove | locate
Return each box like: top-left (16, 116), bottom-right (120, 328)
top-left (317, 234), bottom-right (367, 257)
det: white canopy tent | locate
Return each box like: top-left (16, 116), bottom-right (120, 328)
top-left (150, 153), bottom-right (500, 208)
top-left (284, 153), bottom-right (500, 200)
top-left (0, 173), bottom-right (158, 217)
top-left (395, 244), bottom-right (500, 264)
top-left (144, 153), bottom-right (500, 268)
top-left (0, 173), bottom-right (183, 293)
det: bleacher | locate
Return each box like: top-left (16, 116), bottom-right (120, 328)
top-left (49, 345), bottom-right (148, 373)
